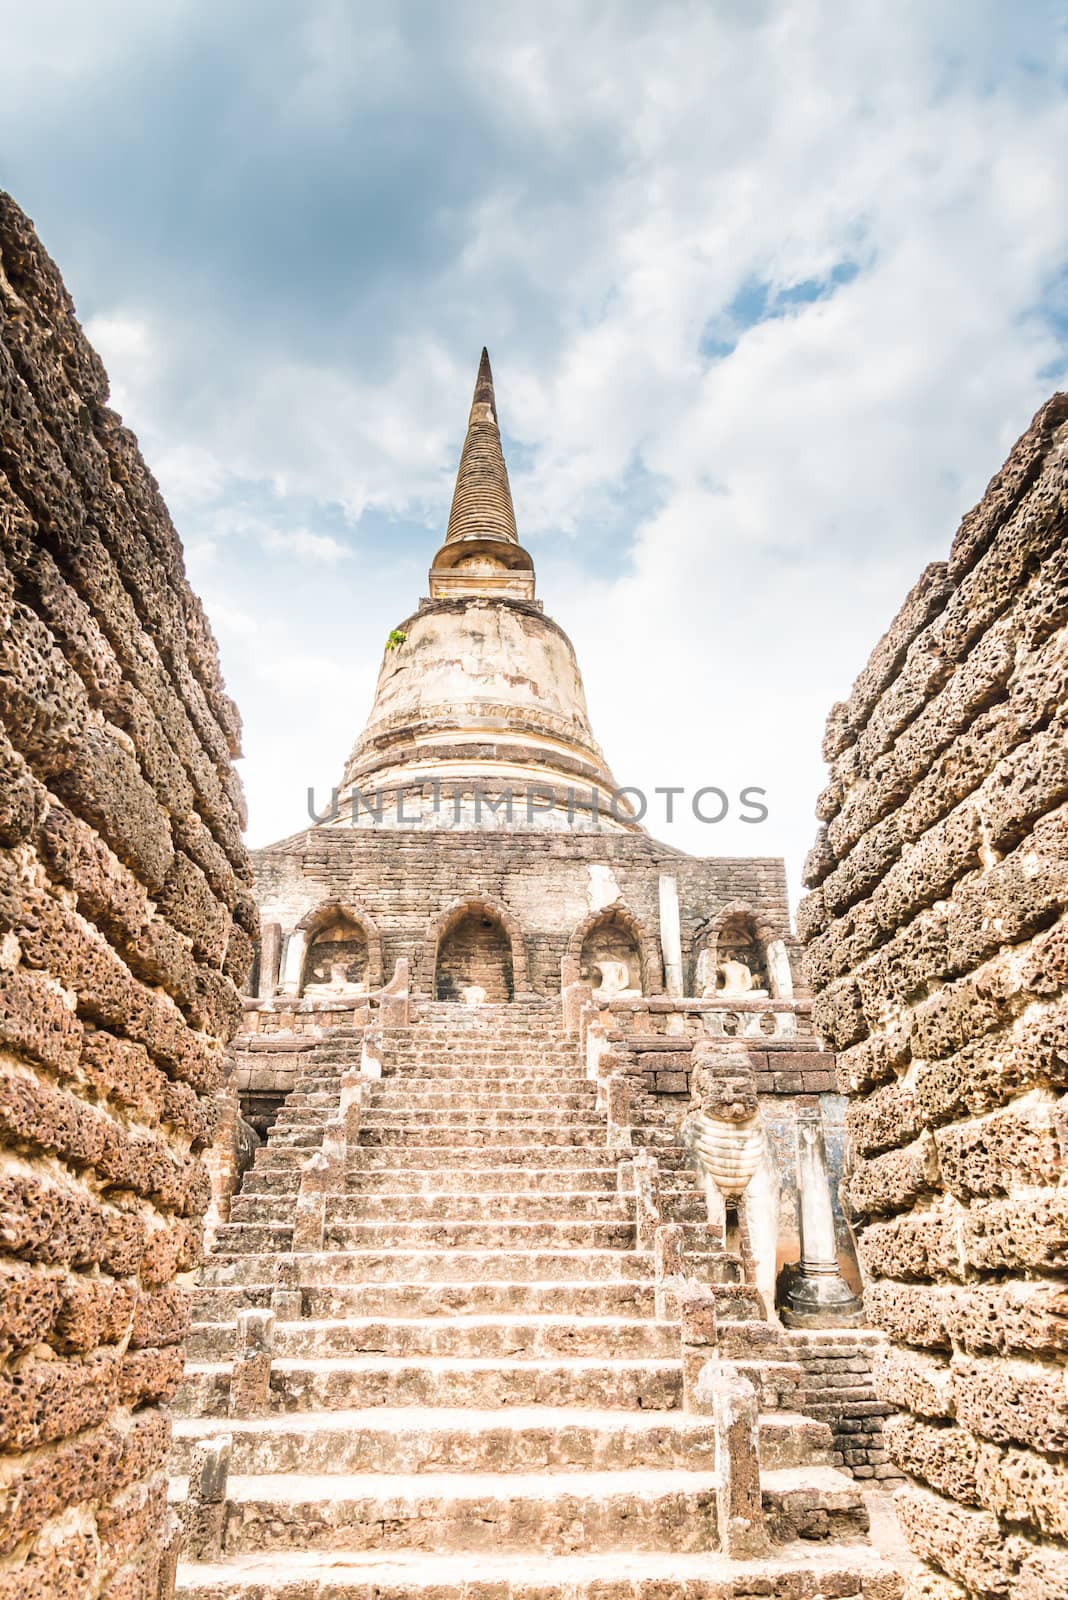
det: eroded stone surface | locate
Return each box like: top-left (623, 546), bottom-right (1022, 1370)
top-left (170, 1002), bottom-right (903, 1596)
top-left (803, 392), bottom-right (1068, 1599)
top-left (0, 191), bottom-right (250, 1596)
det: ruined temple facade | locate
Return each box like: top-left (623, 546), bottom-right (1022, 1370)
top-left (231, 352), bottom-right (897, 1490)
top-left (802, 396), bottom-right (1068, 1597)
top-left (249, 350), bottom-right (802, 1012)
top-left (0, 184), bottom-right (917, 1595)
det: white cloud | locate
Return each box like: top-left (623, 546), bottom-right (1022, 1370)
top-left (262, 528), bottom-right (350, 564)
top-left (47, 1), bottom-right (1068, 899)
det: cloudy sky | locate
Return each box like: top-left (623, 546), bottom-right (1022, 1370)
top-left (3, 1), bottom-right (1067, 902)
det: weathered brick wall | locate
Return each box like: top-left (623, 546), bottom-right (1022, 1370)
top-left (0, 195), bottom-right (254, 1598)
top-left (801, 395), bottom-right (1068, 1597)
top-left (253, 828), bottom-right (797, 996)
top-left (788, 1330), bottom-right (901, 1485)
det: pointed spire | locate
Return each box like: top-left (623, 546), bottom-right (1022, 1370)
top-left (445, 347), bottom-right (519, 546)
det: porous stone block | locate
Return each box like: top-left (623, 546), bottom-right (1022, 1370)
top-left (0, 192), bottom-right (250, 1595)
top-left (802, 392), bottom-right (1068, 1597)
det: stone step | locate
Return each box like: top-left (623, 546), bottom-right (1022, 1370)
top-left (383, 1041), bottom-right (578, 1056)
top-left (228, 1195), bottom-right (300, 1222)
top-left (170, 1406), bottom-right (831, 1478)
top-left (187, 1276), bottom-right (758, 1326)
top-left (382, 1056), bottom-right (581, 1070)
top-left (348, 1146), bottom-right (624, 1168)
top-left (214, 1217), bottom-right (642, 1255)
top-left (387, 1031), bottom-right (575, 1044)
top-left (380, 1067), bottom-right (583, 1081)
top-left (175, 1543), bottom-right (900, 1600)
top-left (361, 1110), bottom-right (606, 1129)
top-left (172, 1463), bottom-right (867, 1557)
top-left (367, 1090), bottom-right (598, 1110)
top-left (199, 1248), bottom-right (657, 1286)
top-left (299, 1072), bottom-right (586, 1093)
top-left (325, 1192), bottom-right (634, 1221)
top-left (177, 1355), bottom-right (683, 1415)
top-left (408, 1013), bottom-right (563, 1024)
top-left (171, 1467), bottom-right (720, 1555)
top-left (170, 1406), bottom-right (830, 1477)
top-left (246, 1149), bottom-right (306, 1172)
top-left (232, 1170), bottom-right (299, 1195)
top-left (357, 1125), bottom-right (609, 1147)
top-left (386, 1031), bottom-right (572, 1044)
top-left (343, 1166), bottom-right (634, 1191)
top-left (238, 1165), bottom-right (628, 1195)
top-left (187, 1314), bottom-right (681, 1362)
top-left (397, 1036), bottom-right (573, 1046)
top-left (225, 1189), bottom-right (639, 1225)
top-left (322, 1221), bottom-right (637, 1251)
top-left (213, 1223), bottom-right (294, 1252)
top-left (189, 1280), bottom-right (659, 1322)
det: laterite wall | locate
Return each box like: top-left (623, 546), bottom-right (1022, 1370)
top-left (801, 395), bottom-right (1068, 1598)
top-left (0, 194), bottom-right (253, 1598)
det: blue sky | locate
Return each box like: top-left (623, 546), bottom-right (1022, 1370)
top-left (3, 1), bottom-right (1067, 902)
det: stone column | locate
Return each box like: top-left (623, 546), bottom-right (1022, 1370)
top-left (278, 929), bottom-right (307, 997)
top-left (765, 937), bottom-right (793, 999)
top-left (379, 957), bottom-right (410, 1026)
top-left (228, 1310), bottom-right (275, 1417)
top-left (180, 1434), bottom-right (232, 1559)
top-left (605, 1073), bottom-right (632, 1149)
top-left (156, 1512), bottom-right (182, 1600)
top-left (782, 1098), bottom-right (863, 1327)
top-left (258, 921), bottom-right (282, 998)
top-left (680, 1282), bottom-right (718, 1411)
top-left (270, 1256), bottom-right (302, 1319)
top-left (561, 954), bottom-right (592, 1036)
top-left (658, 874), bottom-right (684, 997)
top-left (292, 1151), bottom-right (328, 1252)
top-left (695, 1359), bottom-right (770, 1557)
top-left (200, 1064), bottom-right (240, 1252)
top-left (633, 1148), bottom-right (660, 1249)
top-left (654, 1222), bottom-right (686, 1320)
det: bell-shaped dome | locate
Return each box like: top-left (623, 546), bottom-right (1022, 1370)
top-left (334, 351), bottom-right (638, 832)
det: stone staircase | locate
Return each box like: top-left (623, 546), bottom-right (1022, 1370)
top-left (170, 1000), bottom-right (901, 1598)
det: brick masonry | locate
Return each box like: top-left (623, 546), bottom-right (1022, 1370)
top-left (252, 826), bottom-right (798, 998)
top-left (789, 1330), bottom-right (900, 1485)
top-left (801, 393), bottom-right (1068, 1597)
top-left (0, 194), bottom-right (253, 1598)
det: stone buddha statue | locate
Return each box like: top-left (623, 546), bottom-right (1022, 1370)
top-left (703, 956), bottom-right (768, 1000)
top-left (303, 960), bottom-right (369, 998)
top-left (591, 959), bottom-right (640, 1000)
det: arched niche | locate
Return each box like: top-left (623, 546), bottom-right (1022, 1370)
top-left (425, 895), bottom-right (528, 1002)
top-left (693, 900), bottom-right (792, 999)
top-left (568, 902), bottom-right (661, 999)
top-left (295, 901), bottom-right (384, 996)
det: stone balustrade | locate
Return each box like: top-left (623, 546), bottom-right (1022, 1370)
top-left (599, 994), bottom-right (815, 1041)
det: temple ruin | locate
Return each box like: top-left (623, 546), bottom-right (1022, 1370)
top-left (183, 347), bottom-right (904, 1597)
top-left (801, 395), bottom-right (1068, 1598)
top-left (10, 185), bottom-right (1062, 1600)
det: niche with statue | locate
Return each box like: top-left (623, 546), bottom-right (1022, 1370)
top-left (694, 908), bottom-right (774, 999)
top-left (580, 910), bottom-right (643, 1000)
top-left (302, 915), bottom-right (370, 996)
